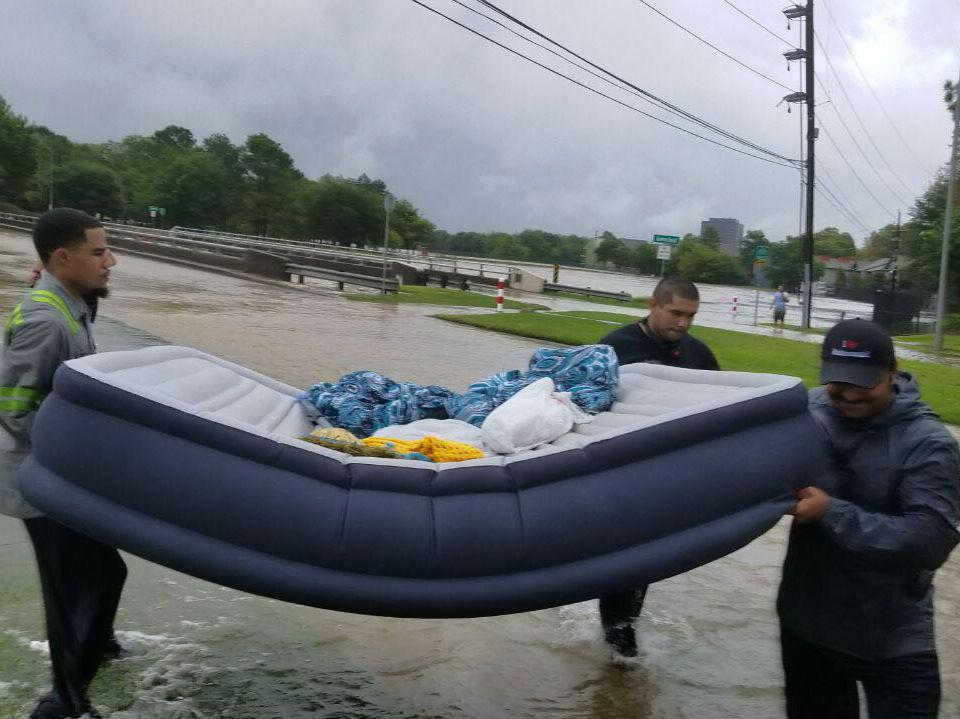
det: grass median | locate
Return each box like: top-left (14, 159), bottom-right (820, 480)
top-left (346, 284), bottom-right (547, 310)
top-left (435, 310), bottom-right (960, 424)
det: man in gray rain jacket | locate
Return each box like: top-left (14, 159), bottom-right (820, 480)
top-left (778, 318), bottom-right (960, 719)
top-left (1, 208), bottom-right (123, 719)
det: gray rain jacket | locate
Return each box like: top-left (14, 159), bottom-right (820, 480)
top-left (0, 274), bottom-right (96, 518)
top-left (778, 372), bottom-right (960, 660)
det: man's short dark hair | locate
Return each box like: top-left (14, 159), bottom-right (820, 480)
top-left (652, 277), bottom-right (699, 305)
top-left (33, 208), bottom-right (103, 265)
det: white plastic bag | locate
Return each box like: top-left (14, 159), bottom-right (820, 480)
top-left (481, 377), bottom-right (592, 454)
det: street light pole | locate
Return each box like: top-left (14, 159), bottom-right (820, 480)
top-left (934, 70), bottom-right (960, 352)
top-left (381, 193), bottom-right (395, 295)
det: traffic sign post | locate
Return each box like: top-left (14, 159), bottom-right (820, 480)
top-left (656, 244), bottom-right (672, 275)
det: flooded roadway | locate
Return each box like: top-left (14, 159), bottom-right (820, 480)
top-left (0, 229), bottom-right (958, 718)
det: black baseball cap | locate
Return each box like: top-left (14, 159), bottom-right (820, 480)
top-left (820, 319), bottom-right (895, 388)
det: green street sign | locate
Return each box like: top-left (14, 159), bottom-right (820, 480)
top-left (755, 246), bottom-right (769, 259)
top-left (148, 206), bottom-right (166, 217)
top-left (653, 234), bottom-right (680, 245)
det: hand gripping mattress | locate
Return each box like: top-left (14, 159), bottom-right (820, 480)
top-left (19, 345), bottom-right (827, 617)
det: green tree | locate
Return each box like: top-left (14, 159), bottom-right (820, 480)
top-left (813, 227), bottom-right (857, 258)
top-left (300, 177), bottom-right (380, 245)
top-left (700, 226), bottom-right (721, 249)
top-left (675, 243), bottom-right (748, 284)
top-left (489, 232), bottom-right (529, 260)
top-left (390, 199), bottom-right (435, 249)
top-left (595, 236), bottom-right (626, 264)
top-left (0, 96), bottom-right (37, 208)
top-left (52, 159), bottom-right (124, 217)
top-left (156, 152), bottom-right (233, 228)
top-left (628, 242), bottom-right (658, 274)
top-left (152, 125), bottom-right (197, 151)
top-left (241, 133), bottom-right (303, 236)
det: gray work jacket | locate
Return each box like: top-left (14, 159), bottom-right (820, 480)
top-left (778, 373), bottom-right (960, 660)
top-left (0, 273), bottom-right (96, 518)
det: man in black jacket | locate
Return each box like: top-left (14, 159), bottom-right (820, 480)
top-left (779, 319), bottom-right (960, 718)
top-left (596, 277), bottom-right (719, 657)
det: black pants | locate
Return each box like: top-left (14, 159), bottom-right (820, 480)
top-left (781, 628), bottom-right (940, 719)
top-left (598, 585), bottom-right (648, 631)
top-left (24, 517), bottom-right (127, 716)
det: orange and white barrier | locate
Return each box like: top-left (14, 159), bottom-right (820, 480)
top-left (496, 277), bottom-right (505, 311)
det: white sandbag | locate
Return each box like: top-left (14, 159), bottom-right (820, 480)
top-left (481, 377), bottom-right (592, 454)
top-left (372, 419), bottom-right (486, 452)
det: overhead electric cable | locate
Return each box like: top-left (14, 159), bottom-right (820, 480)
top-left (814, 181), bottom-right (871, 236)
top-left (633, 0), bottom-right (793, 91)
top-left (813, 72), bottom-right (909, 207)
top-left (814, 32), bottom-right (914, 200)
top-left (817, 116), bottom-right (896, 218)
top-left (815, 170), bottom-right (871, 233)
top-left (820, 0), bottom-right (932, 176)
top-left (719, 0), bottom-right (793, 47)
top-left (816, 159), bottom-right (869, 229)
top-left (410, 0), bottom-right (799, 166)
top-left (451, 0), bottom-right (751, 139)
top-left (471, 0), bottom-right (798, 163)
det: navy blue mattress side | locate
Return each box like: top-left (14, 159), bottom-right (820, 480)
top-left (20, 455), bottom-right (791, 617)
top-left (18, 363), bottom-right (827, 617)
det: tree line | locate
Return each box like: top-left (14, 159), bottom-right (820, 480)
top-left (0, 92), bottom-right (955, 301)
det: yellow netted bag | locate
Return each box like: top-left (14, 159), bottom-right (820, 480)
top-left (361, 435), bottom-right (484, 463)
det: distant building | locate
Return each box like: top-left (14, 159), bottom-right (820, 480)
top-left (700, 218), bottom-right (743, 257)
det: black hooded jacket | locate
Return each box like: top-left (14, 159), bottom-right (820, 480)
top-left (778, 372), bottom-right (960, 660)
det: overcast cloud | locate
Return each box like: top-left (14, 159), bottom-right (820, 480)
top-left (3, 0), bottom-right (957, 245)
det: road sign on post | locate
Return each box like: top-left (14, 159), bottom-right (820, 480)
top-left (656, 245), bottom-right (672, 260)
top-left (755, 246), bottom-right (769, 260)
top-left (653, 234), bottom-right (680, 245)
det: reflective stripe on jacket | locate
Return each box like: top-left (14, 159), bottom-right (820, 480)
top-left (0, 273), bottom-right (96, 518)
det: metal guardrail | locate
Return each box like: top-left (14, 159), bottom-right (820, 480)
top-left (543, 283), bottom-right (633, 301)
top-left (285, 264), bottom-right (398, 293)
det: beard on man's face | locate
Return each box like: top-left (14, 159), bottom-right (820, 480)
top-left (85, 287), bottom-right (110, 299)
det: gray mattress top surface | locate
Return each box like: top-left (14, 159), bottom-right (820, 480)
top-left (66, 345), bottom-right (803, 469)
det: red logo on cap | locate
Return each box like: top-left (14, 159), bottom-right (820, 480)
top-left (841, 339), bottom-right (860, 350)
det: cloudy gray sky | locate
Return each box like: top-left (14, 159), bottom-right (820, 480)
top-left (3, 0), bottom-right (957, 245)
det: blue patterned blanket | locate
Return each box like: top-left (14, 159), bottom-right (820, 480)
top-left (299, 345), bottom-right (618, 437)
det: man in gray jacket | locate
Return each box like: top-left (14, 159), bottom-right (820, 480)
top-left (1, 208), bottom-right (123, 719)
top-left (778, 319), bottom-right (960, 718)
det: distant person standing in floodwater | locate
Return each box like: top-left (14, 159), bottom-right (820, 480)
top-left (772, 285), bottom-right (789, 330)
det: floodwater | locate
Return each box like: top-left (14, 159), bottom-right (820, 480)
top-left (0, 229), bottom-right (957, 718)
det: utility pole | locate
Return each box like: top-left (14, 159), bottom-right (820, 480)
top-left (934, 70), bottom-right (960, 352)
top-left (783, 2), bottom-right (815, 328)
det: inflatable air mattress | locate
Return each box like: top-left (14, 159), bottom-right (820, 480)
top-left (19, 345), bottom-right (826, 617)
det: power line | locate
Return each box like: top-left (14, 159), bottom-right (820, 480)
top-left (813, 32), bottom-right (914, 201)
top-left (412, 0), bottom-right (799, 166)
top-left (813, 72), bottom-right (909, 208)
top-left (815, 168), bottom-right (871, 233)
top-left (472, 0), bottom-right (798, 163)
top-left (817, 115), bottom-right (896, 218)
top-left (814, 181), bottom-right (871, 236)
top-left (816, 159), bottom-right (870, 230)
top-left (820, 0), bottom-right (932, 177)
top-left (719, 0), bottom-right (793, 47)
top-left (452, 0), bottom-right (774, 149)
top-left (634, 0), bottom-right (793, 91)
